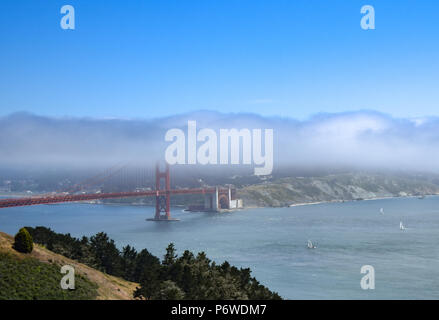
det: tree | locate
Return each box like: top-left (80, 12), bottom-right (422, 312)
top-left (134, 267), bottom-right (162, 299)
top-left (163, 243), bottom-right (177, 266)
top-left (13, 227), bottom-right (33, 253)
top-left (133, 249), bottom-right (161, 282)
top-left (152, 280), bottom-right (185, 300)
top-left (121, 245), bottom-right (137, 281)
top-left (89, 232), bottom-right (123, 276)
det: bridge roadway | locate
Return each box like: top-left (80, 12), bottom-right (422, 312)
top-left (0, 188), bottom-right (219, 209)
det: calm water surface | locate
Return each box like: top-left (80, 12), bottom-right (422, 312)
top-left (1, 196), bottom-right (439, 299)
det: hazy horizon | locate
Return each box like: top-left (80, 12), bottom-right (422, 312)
top-left (2, 109), bottom-right (439, 175)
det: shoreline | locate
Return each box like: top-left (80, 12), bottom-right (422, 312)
top-left (1, 193), bottom-right (438, 211)
top-left (288, 193), bottom-right (439, 208)
top-left (245, 193), bottom-right (439, 210)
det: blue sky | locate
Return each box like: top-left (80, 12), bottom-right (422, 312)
top-left (0, 0), bottom-right (438, 120)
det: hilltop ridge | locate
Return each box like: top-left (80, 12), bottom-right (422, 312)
top-left (238, 173), bottom-right (439, 207)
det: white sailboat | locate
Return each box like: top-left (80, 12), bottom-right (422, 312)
top-left (399, 221), bottom-right (405, 230)
top-left (307, 240), bottom-right (317, 249)
top-left (380, 208), bottom-right (384, 215)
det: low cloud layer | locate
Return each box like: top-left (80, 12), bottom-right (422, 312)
top-left (1, 110), bottom-right (439, 173)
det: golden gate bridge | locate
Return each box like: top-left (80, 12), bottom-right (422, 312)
top-left (0, 164), bottom-right (237, 221)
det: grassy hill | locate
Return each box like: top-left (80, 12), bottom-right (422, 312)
top-left (0, 231), bottom-right (138, 300)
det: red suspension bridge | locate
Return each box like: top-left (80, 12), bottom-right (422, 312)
top-left (0, 164), bottom-right (237, 221)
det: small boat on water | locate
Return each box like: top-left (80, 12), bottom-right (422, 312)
top-left (307, 240), bottom-right (317, 249)
top-left (400, 221), bottom-right (406, 230)
top-left (380, 208), bottom-right (384, 215)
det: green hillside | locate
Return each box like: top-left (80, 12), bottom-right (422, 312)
top-left (0, 231), bottom-right (139, 300)
top-left (0, 251), bottom-right (98, 300)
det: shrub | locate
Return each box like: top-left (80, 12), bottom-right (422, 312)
top-left (152, 280), bottom-right (185, 300)
top-left (14, 227), bottom-right (34, 253)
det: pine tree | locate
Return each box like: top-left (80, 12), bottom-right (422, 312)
top-left (163, 243), bottom-right (177, 266)
top-left (13, 227), bottom-right (33, 253)
top-left (89, 232), bottom-right (123, 276)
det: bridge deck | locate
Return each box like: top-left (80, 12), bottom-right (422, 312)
top-left (0, 188), bottom-right (219, 209)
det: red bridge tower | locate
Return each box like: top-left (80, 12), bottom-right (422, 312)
top-left (147, 163), bottom-right (179, 221)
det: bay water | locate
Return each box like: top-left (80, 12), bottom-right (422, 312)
top-left (1, 196), bottom-right (439, 299)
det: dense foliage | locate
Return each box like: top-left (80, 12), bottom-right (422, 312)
top-left (26, 226), bottom-right (281, 300)
top-left (0, 252), bottom-right (98, 300)
top-left (13, 227), bottom-right (33, 253)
